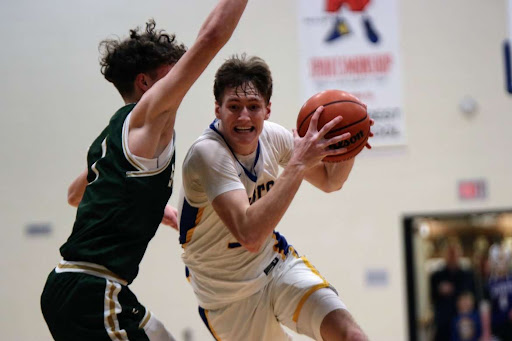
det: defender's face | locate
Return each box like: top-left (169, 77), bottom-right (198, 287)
top-left (215, 83), bottom-right (271, 155)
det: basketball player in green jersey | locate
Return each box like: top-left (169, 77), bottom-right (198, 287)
top-left (40, 1), bottom-right (248, 340)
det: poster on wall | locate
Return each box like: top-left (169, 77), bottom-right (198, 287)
top-left (298, 0), bottom-right (405, 146)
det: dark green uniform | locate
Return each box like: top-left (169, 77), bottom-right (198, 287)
top-left (41, 104), bottom-right (175, 340)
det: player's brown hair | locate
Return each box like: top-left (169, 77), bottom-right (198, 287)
top-left (99, 19), bottom-right (187, 98)
top-left (214, 54), bottom-right (273, 104)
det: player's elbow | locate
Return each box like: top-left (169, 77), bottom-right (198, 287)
top-left (243, 243), bottom-right (261, 253)
top-left (67, 187), bottom-right (82, 207)
top-left (67, 192), bottom-right (80, 207)
top-left (322, 181), bottom-right (344, 193)
top-left (238, 234), bottom-right (264, 253)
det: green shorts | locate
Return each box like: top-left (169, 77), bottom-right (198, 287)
top-left (41, 269), bottom-right (151, 341)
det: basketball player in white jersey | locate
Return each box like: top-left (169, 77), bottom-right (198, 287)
top-left (178, 55), bottom-right (371, 341)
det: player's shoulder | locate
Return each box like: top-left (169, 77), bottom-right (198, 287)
top-left (185, 131), bottom-right (230, 165)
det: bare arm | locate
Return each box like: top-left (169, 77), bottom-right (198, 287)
top-left (212, 107), bottom-right (349, 252)
top-left (161, 204), bottom-right (178, 230)
top-left (128, 0), bottom-right (248, 159)
top-left (304, 117), bottom-right (375, 192)
top-left (67, 168), bottom-right (88, 207)
top-left (303, 158), bottom-right (355, 192)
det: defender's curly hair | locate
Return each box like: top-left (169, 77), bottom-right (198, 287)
top-left (99, 19), bottom-right (187, 97)
top-left (214, 54), bottom-right (273, 105)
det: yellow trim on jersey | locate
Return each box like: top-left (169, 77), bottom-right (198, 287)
top-left (105, 280), bottom-right (129, 341)
top-left (125, 153), bottom-right (174, 177)
top-left (292, 257), bottom-right (330, 323)
top-left (139, 310), bottom-right (152, 329)
top-left (121, 112), bottom-right (175, 177)
top-left (272, 234), bottom-right (299, 260)
top-left (90, 137), bottom-right (108, 184)
top-left (182, 207), bottom-right (204, 249)
top-left (56, 260), bottom-right (128, 286)
top-left (205, 309), bottom-right (222, 341)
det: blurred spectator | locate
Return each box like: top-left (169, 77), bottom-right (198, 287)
top-left (487, 242), bottom-right (512, 341)
top-left (430, 238), bottom-right (476, 341)
top-left (472, 236), bottom-right (491, 303)
top-left (452, 291), bottom-right (481, 341)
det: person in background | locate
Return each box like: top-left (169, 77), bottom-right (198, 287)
top-left (451, 291), bottom-right (481, 341)
top-left (430, 238), bottom-right (476, 341)
top-left (487, 242), bottom-right (512, 341)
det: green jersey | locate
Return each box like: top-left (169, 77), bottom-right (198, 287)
top-left (60, 104), bottom-right (175, 284)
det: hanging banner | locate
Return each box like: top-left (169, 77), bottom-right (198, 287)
top-left (298, 0), bottom-right (405, 146)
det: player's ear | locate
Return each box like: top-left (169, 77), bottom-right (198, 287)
top-left (264, 102), bottom-right (271, 120)
top-left (214, 101), bottom-right (221, 119)
top-left (135, 73), bottom-right (150, 93)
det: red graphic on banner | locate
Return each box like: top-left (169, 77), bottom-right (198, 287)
top-left (326, 0), bottom-right (371, 13)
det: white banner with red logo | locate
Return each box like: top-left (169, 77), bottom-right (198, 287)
top-left (298, 0), bottom-right (405, 146)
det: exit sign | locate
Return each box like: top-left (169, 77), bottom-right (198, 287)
top-left (458, 179), bottom-right (487, 200)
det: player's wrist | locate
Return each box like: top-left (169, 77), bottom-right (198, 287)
top-left (285, 159), bottom-right (308, 175)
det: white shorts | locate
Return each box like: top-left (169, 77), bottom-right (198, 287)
top-left (199, 255), bottom-right (347, 341)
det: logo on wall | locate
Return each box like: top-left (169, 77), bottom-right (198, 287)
top-left (325, 0), bottom-right (380, 44)
top-left (298, 0), bottom-right (406, 147)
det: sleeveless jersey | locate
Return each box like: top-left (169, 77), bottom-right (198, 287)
top-left (179, 120), bottom-right (297, 309)
top-left (60, 104), bottom-right (175, 284)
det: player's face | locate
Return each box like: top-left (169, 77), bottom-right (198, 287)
top-left (215, 83), bottom-right (271, 155)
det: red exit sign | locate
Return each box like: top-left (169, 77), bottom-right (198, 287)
top-left (458, 179), bottom-right (487, 200)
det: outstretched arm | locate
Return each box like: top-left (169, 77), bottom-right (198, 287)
top-left (128, 0), bottom-right (249, 159)
top-left (212, 107), bottom-right (348, 252)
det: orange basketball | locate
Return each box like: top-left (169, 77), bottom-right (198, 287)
top-left (297, 90), bottom-right (370, 162)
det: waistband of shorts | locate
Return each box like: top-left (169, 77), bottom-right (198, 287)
top-left (55, 259), bottom-right (128, 286)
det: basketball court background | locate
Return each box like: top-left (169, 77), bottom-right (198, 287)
top-left (0, 0), bottom-right (511, 340)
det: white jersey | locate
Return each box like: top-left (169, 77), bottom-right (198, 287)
top-left (178, 119), bottom-right (296, 309)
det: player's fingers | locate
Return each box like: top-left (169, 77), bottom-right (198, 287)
top-left (307, 106), bottom-right (324, 133)
top-left (324, 146), bottom-right (348, 156)
top-left (318, 115), bottom-right (343, 137)
top-left (370, 118), bottom-right (375, 126)
top-left (322, 132), bottom-right (351, 149)
top-left (365, 142), bottom-right (372, 149)
top-left (369, 131), bottom-right (374, 138)
top-left (292, 128), bottom-right (299, 138)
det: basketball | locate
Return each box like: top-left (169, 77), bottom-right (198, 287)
top-left (297, 90), bottom-right (370, 162)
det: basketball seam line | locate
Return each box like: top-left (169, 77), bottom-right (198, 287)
top-left (327, 114), bottom-right (368, 134)
top-left (298, 100), bottom-right (366, 133)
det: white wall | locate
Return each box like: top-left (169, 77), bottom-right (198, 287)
top-left (0, 0), bottom-right (511, 340)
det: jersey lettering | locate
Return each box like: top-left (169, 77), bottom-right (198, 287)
top-left (249, 180), bottom-right (275, 204)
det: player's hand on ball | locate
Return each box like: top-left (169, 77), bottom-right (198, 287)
top-left (365, 119), bottom-right (375, 149)
top-left (291, 106), bottom-right (352, 169)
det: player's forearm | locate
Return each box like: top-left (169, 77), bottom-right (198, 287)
top-left (323, 158), bottom-right (355, 191)
top-left (143, 0), bottom-right (248, 123)
top-left (240, 162), bottom-right (306, 252)
top-left (197, 0), bottom-right (248, 47)
top-left (304, 158), bottom-right (354, 192)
